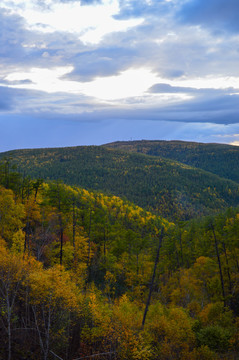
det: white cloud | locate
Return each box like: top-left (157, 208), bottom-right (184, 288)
top-left (82, 68), bottom-right (158, 100)
top-left (170, 76), bottom-right (239, 90)
top-left (4, 66), bottom-right (194, 102)
top-left (4, 66), bottom-right (74, 93)
top-left (2, 0), bottom-right (143, 44)
top-left (4, 66), bottom-right (156, 100)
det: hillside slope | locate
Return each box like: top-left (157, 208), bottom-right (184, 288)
top-left (104, 140), bottom-right (239, 183)
top-left (1, 145), bottom-right (239, 221)
top-left (1, 169), bottom-right (239, 359)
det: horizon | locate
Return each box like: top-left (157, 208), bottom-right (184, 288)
top-left (1, 138), bottom-right (238, 154)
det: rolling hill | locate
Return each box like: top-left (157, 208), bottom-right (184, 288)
top-left (104, 140), bottom-right (239, 183)
top-left (1, 145), bottom-right (239, 221)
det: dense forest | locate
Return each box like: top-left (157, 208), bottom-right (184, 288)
top-left (104, 140), bottom-right (239, 183)
top-left (1, 152), bottom-right (239, 360)
top-left (1, 145), bottom-right (239, 221)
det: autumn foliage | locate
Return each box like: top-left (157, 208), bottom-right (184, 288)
top-left (0, 165), bottom-right (239, 359)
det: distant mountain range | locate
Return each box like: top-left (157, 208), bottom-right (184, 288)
top-left (1, 140), bottom-right (239, 221)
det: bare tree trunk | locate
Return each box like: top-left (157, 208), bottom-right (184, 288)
top-left (7, 303), bottom-right (12, 360)
top-left (24, 216), bottom-right (30, 253)
top-left (222, 241), bottom-right (232, 295)
top-left (87, 209), bottom-right (92, 269)
top-left (72, 200), bottom-right (76, 250)
top-left (82, 209), bottom-right (92, 287)
top-left (211, 224), bottom-right (226, 307)
top-left (103, 227), bottom-right (106, 257)
top-left (142, 227), bottom-right (164, 328)
top-left (60, 220), bottom-right (63, 266)
top-left (57, 184), bottom-right (64, 266)
top-left (4, 283), bottom-right (20, 360)
top-left (5, 160), bottom-right (9, 189)
top-left (32, 302), bottom-right (52, 360)
top-left (179, 230), bottom-right (184, 266)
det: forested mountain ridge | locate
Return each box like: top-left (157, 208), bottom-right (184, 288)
top-left (104, 140), bottom-right (239, 183)
top-left (1, 145), bottom-right (239, 221)
top-left (1, 165), bottom-right (239, 359)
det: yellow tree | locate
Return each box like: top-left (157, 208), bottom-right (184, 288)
top-left (29, 264), bottom-right (80, 360)
top-left (144, 302), bottom-right (196, 359)
top-left (23, 195), bottom-right (42, 254)
top-left (0, 245), bottom-right (37, 360)
top-left (0, 186), bottom-right (25, 246)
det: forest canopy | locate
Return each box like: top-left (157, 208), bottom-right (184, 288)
top-left (0, 147), bottom-right (239, 359)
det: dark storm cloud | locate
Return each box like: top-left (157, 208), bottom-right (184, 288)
top-left (179, 0), bottom-right (239, 33)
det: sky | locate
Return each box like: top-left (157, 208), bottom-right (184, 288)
top-left (1, 0), bottom-right (239, 151)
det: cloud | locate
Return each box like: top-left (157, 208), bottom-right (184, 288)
top-left (0, 81), bottom-right (114, 115)
top-left (179, 0), bottom-right (239, 33)
top-left (66, 92), bottom-right (239, 125)
top-left (1, 0), bottom-right (239, 152)
top-left (54, 0), bottom-right (102, 4)
top-left (0, 79), bottom-right (33, 86)
top-left (149, 83), bottom-right (239, 96)
top-left (149, 83), bottom-right (197, 94)
top-left (65, 46), bottom-right (139, 81)
top-left (80, 0), bottom-right (102, 4)
top-left (0, 87), bottom-right (15, 111)
top-left (0, 10), bottom-right (27, 63)
top-left (0, 9), bottom-right (52, 68)
top-left (0, 6), bottom-right (91, 77)
top-left (2, 0), bottom-right (238, 84)
top-left (116, 0), bottom-right (170, 19)
top-left (2, 70), bottom-right (239, 126)
top-left (0, 86), bottom-right (40, 111)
